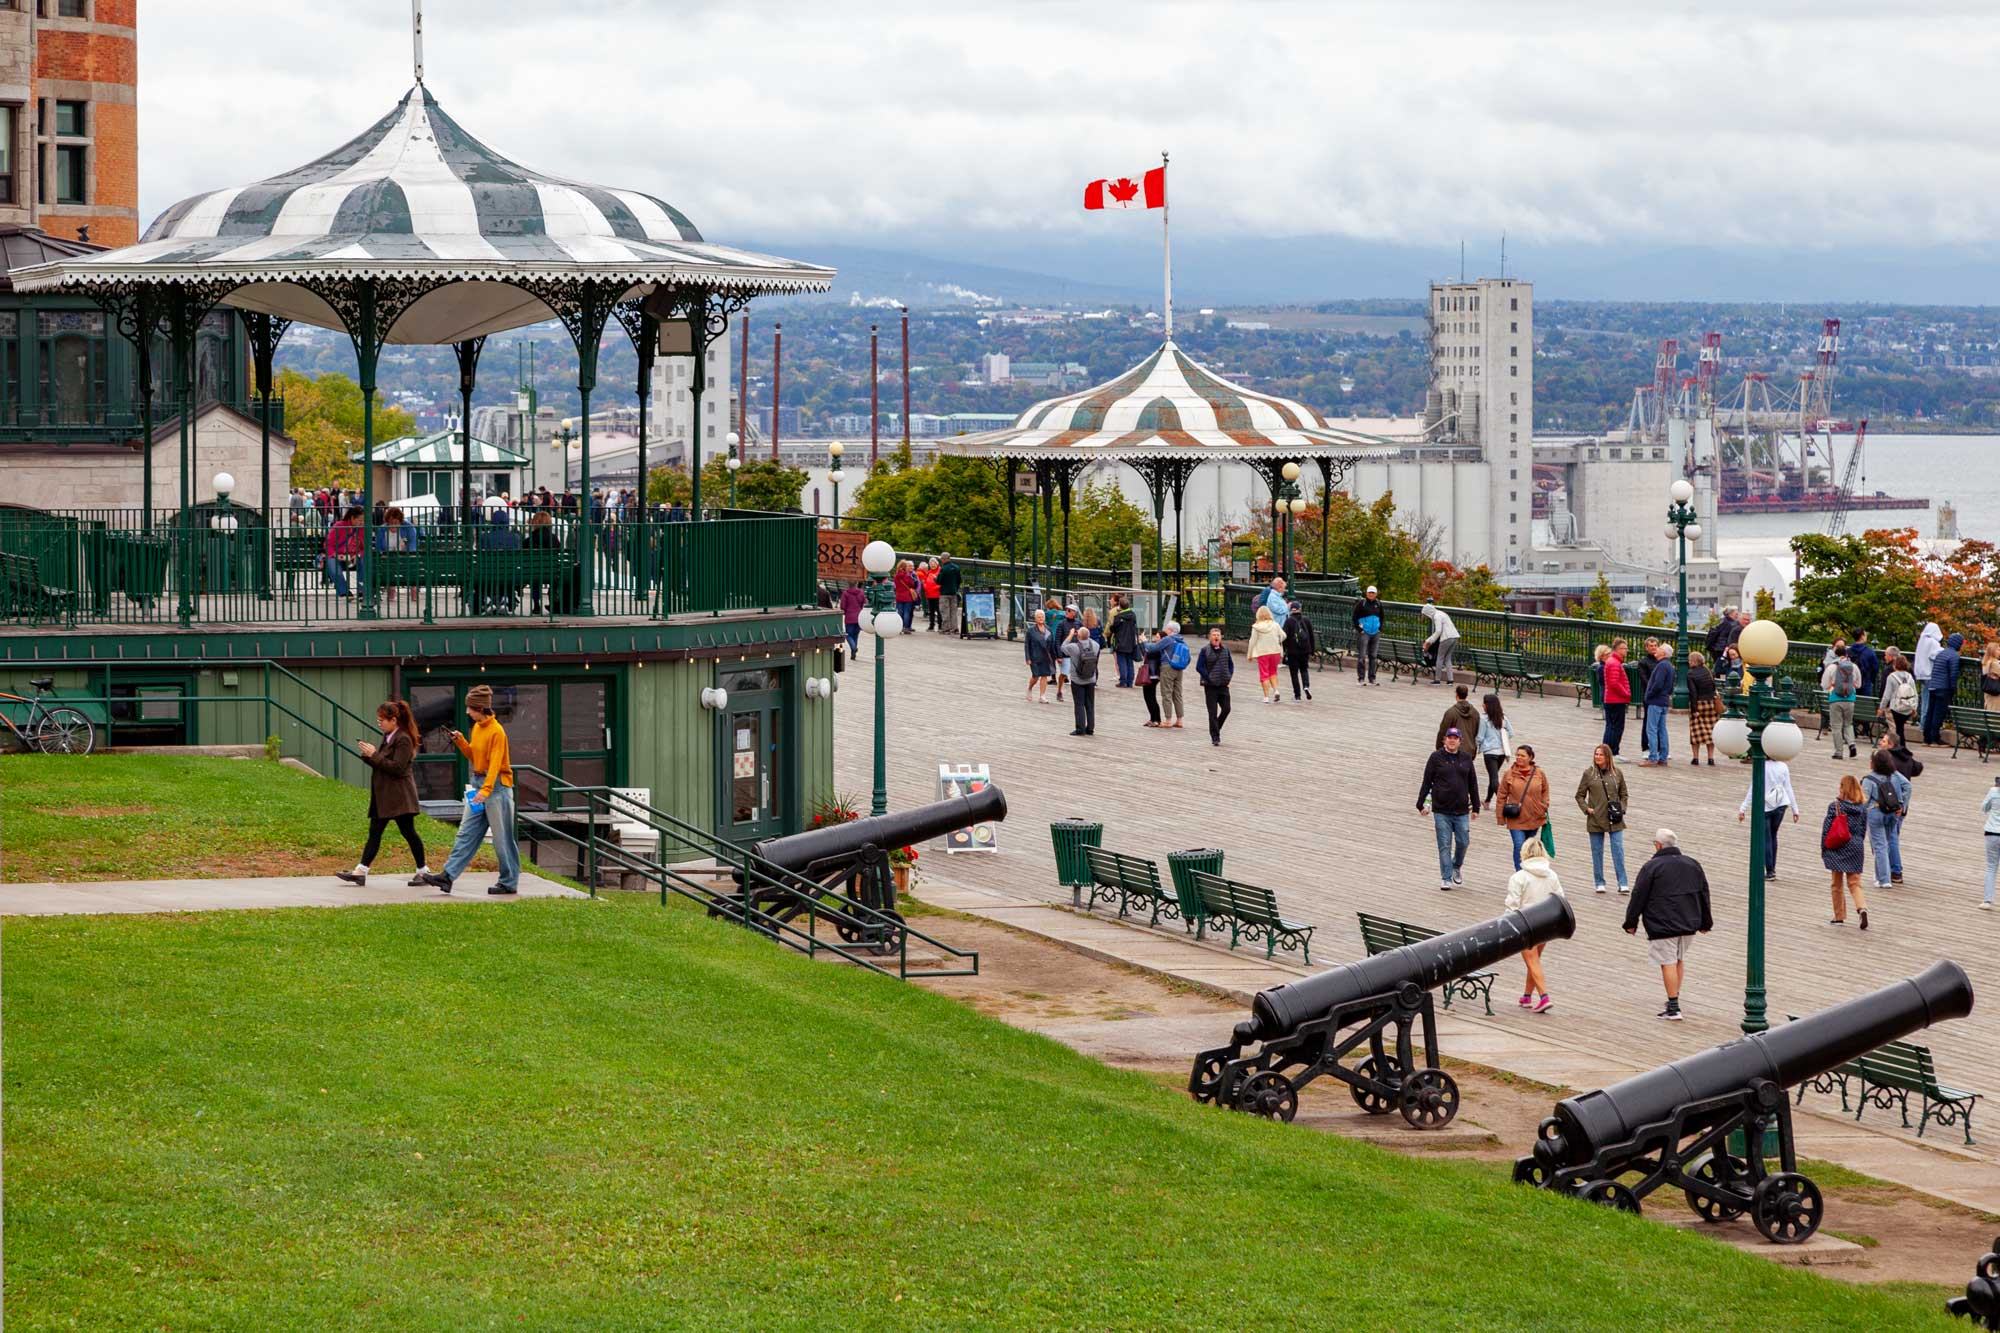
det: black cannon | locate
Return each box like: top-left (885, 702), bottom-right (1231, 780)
top-left (1948, 1237), bottom-right (2000, 1327)
top-left (1516, 960), bottom-right (1974, 1244)
top-left (1189, 896), bottom-right (1575, 1130)
top-left (732, 784), bottom-right (1008, 952)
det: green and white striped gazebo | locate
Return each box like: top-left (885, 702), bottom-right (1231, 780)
top-left (350, 431), bottom-right (530, 509)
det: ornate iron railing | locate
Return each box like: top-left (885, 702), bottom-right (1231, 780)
top-left (0, 506), bottom-right (819, 628)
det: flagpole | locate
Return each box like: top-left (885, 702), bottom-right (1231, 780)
top-left (1161, 151), bottom-right (1172, 340)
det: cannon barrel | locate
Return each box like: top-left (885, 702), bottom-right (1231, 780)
top-left (749, 784), bottom-right (1007, 872)
top-left (1239, 896), bottom-right (1575, 1042)
top-left (1545, 961), bottom-right (1973, 1168)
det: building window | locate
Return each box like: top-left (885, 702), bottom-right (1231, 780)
top-left (58, 0), bottom-right (88, 14)
top-left (1510, 413), bottom-right (1517, 424)
top-left (1508, 469), bottom-right (1517, 480)
top-left (0, 105), bottom-right (14, 204)
top-left (1510, 345), bottom-right (1518, 357)
top-left (36, 309), bottom-right (107, 424)
top-left (1510, 432), bottom-right (1518, 443)
top-left (54, 100), bottom-right (86, 136)
top-left (1510, 392), bottom-right (1518, 405)
top-left (0, 312), bottom-right (18, 424)
top-left (1509, 366), bottom-right (1517, 377)
top-left (1511, 322), bottom-right (1518, 333)
top-left (1510, 297), bottom-right (1519, 310)
top-left (54, 144), bottom-right (86, 204)
top-left (1510, 492), bottom-right (1517, 502)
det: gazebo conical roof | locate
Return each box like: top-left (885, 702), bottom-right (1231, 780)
top-left (942, 340), bottom-right (1401, 461)
top-left (6, 85), bottom-right (832, 342)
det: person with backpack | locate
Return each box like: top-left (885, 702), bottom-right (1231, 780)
top-left (1108, 595), bottom-right (1140, 688)
top-left (1352, 584), bottom-right (1384, 685)
top-left (1196, 626), bottom-right (1234, 746)
top-left (1863, 749), bottom-right (1912, 895)
top-left (1881, 649), bottom-right (1921, 747)
top-left (1821, 774), bottom-right (1870, 929)
top-left (1157, 620), bottom-right (1190, 729)
top-left (1282, 600), bottom-right (1316, 701)
top-left (1821, 643), bottom-right (1863, 760)
top-left (1738, 757), bottom-right (1800, 880)
top-left (1060, 622), bottom-right (1101, 736)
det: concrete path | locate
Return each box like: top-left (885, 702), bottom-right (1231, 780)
top-left (919, 876), bottom-right (2000, 1218)
top-left (0, 872), bottom-right (584, 916)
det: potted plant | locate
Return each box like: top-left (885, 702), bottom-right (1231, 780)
top-left (889, 844), bottom-right (919, 895)
top-left (808, 792), bottom-right (862, 829)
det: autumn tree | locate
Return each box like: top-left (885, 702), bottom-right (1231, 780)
top-left (278, 368), bottom-right (417, 491)
top-left (1423, 561), bottom-right (1509, 611)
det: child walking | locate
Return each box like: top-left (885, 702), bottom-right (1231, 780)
top-left (336, 698), bottom-right (431, 887)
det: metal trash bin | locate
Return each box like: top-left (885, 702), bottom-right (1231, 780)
top-left (1049, 818), bottom-right (1103, 907)
top-left (1167, 847), bottom-right (1224, 929)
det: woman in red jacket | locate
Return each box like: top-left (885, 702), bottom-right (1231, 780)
top-left (1599, 639), bottom-right (1631, 758)
top-left (920, 559), bottom-right (943, 632)
top-left (893, 559), bottom-right (918, 633)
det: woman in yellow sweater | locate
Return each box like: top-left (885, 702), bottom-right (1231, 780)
top-left (416, 683), bottom-right (520, 895)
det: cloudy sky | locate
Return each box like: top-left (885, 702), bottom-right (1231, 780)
top-left (138, 1), bottom-right (2000, 297)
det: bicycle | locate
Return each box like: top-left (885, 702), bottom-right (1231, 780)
top-left (0, 677), bottom-right (97, 755)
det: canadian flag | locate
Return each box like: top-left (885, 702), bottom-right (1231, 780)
top-left (1083, 167), bottom-right (1165, 211)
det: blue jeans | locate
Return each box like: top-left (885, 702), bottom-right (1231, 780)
top-left (1644, 704), bottom-right (1670, 762)
top-left (1762, 805), bottom-right (1786, 874)
top-left (1432, 812), bottom-right (1469, 883)
top-left (897, 601), bottom-right (915, 632)
top-left (1923, 688), bottom-right (1949, 744)
top-left (442, 781), bottom-right (519, 889)
top-left (1509, 826), bottom-right (1537, 869)
top-left (1115, 651), bottom-right (1137, 687)
top-left (324, 555), bottom-right (355, 596)
top-left (1867, 809), bottom-right (1903, 886)
top-left (1589, 829), bottom-right (1628, 889)
top-left (845, 624), bottom-right (860, 655)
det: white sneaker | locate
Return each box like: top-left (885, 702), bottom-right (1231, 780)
top-left (1594, 883), bottom-right (1608, 894)
top-left (1982, 902), bottom-right (1994, 911)
top-left (1618, 885), bottom-right (1631, 895)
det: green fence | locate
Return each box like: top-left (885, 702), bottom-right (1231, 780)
top-left (1222, 585), bottom-right (1990, 709)
top-left (0, 508), bottom-right (820, 628)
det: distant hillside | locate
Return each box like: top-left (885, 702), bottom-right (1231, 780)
top-left (741, 240), bottom-right (1150, 310)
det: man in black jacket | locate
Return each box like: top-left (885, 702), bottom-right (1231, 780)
top-left (1623, 830), bottom-right (1713, 1021)
top-left (1703, 608), bottom-right (1743, 664)
top-left (938, 554), bottom-right (963, 637)
top-left (1195, 626), bottom-right (1234, 747)
top-left (1109, 595), bottom-right (1140, 688)
top-left (1416, 728), bottom-right (1481, 890)
top-left (1282, 601), bottom-right (1316, 701)
top-left (1352, 585), bottom-right (1385, 685)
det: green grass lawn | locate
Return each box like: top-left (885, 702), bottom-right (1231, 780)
top-left (0, 753), bottom-right (491, 882)
top-left (4, 896), bottom-right (1960, 1329)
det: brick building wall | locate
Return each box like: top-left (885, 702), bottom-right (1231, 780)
top-left (1, 0), bottom-right (139, 245)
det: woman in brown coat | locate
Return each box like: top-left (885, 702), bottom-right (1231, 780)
top-left (1494, 743), bottom-right (1551, 872)
top-left (336, 698), bottom-right (431, 887)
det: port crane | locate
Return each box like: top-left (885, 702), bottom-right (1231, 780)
top-left (1823, 419), bottom-right (1868, 538)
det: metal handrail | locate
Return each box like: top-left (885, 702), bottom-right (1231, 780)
top-left (513, 764), bottom-right (977, 980)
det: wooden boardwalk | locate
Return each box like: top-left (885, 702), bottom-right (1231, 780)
top-left (836, 628), bottom-right (2000, 1157)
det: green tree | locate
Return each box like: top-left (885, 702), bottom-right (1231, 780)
top-left (1565, 572), bottom-right (1618, 620)
top-left (1288, 492), bottom-right (1427, 599)
top-left (1061, 480), bottom-right (1159, 571)
top-left (846, 447), bottom-right (1012, 558)
top-left (1754, 587), bottom-right (1778, 621)
top-left (643, 457), bottom-right (807, 513)
top-left (1778, 531), bottom-right (1927, 646)
top-left (277, 368), bottom-right (416, 491)
top-left (1639, 606), bottom-right (1669, 629)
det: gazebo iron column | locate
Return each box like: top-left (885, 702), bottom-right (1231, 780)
top-left (304, 274), bottom-right (449, 621)
top-left (244, 311), bottom-right (291, 599)
top-left (1036, 459), bottom-right (1054, 598)
top-left (1169, 463), bottom-right (1192, 601)
top-left (91, 285), bottom-right (164, 531)
top-left (532, 277), bottom-right (628, 615)
top-left (161, 282), bottom-right (234, 626)
top-left (1003, 459), bottom-right (1020, 638)
top-left (452, 336), bottom-right (486, 530)
top-left (613, 301), bottom-right (659, 600)
top-left (1313, 455), bottom-right (1360, 576)
top-left (1051, 458), bottom-right (1084, 597)
top-left (661, 286), bottom-right (753, 522)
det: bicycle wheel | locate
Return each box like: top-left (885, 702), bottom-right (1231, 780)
top-left (35, 708), bottom-right (96, 756)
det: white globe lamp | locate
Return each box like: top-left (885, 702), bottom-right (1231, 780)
top-left (1288, 496), bottom-right (1308, 516)
top-left (829, 441), bottom-right (844, 457)
top-left (1738, 620), bottom-right (1789, 668)
top-left (1686, 524), bottom-right (1703, 540)
top-left (862, 540), bottom-right (896, 577)
top-left (857, 608), bottom-right (876, 635)
top-left (874, 613), bottom-right (902, 639)
top-left (1713, 717), bottom-right (1751, 759)
top-left (725, 455), bottom-right (741, 472)
top-left (1281, 460), bottom-right (1301, 483)
top-left (213, 471), bottom-right (236, 497)
top-left (1669, 479), bottom-right (1695, 506)
top-left (1761, 720), bottom-right (1806, 762)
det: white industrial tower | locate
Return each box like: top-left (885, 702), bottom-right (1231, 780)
top-left (1425, 278), bottom-right (1533, 573)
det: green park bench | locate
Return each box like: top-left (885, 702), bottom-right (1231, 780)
top-left (1464, 645), bottom-right (1546, 698)
top-left (1380, 637), bottom-right (1428, 683)
top-left (1789, 1020), bottom-right (1979, 1143)
top-left (1950, 705), bottom-right (2000, 760)
top-left (272, 531), bottom-right (322, 589)
top-left (1356, 910), bottom-right (1496, 1014)
top-left (1081, 846), bottom-right (1179, 927)
top-left (1807, 688), bottom-right (1882, 742)
top-left (1189, 871), bottom-right (1313, 961)
top-left (0, 550), bottom-right (79, 622)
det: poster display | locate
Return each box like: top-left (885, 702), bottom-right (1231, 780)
top-left (962, 588), bottom-right (998, 639)
top-left (938, 763), bottom-right (999, 853)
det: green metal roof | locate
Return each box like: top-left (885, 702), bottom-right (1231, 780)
top-left (350, 431), bottom-right (529, 467)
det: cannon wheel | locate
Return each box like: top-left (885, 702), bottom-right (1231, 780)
top-left (1684, 1153), bottom-right (1749, 1223)
top-left (1398, 1068), bottom-right (1460, 1130)
top-left (1189, 1055), bottom-right (1227, 1105)
top-left (1238, 1071), bottom-right (1299, 1123)
top-left (1349, 1055), bottom-right (1404, 1115)
top-left (1751, 1172), bottom-right (1823, 1244)
top-left (1511, 1157), bottom-right (1551, 1188)
top-left (1578, 1179), bottom-right (1642, 1214)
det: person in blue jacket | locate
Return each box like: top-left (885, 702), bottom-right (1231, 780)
top-left (1642, 640), bottom-right (1676, 765)
top-left (1925, 632), bottom-right (1964, 745)
top-left (1352, 584), bottom-right (1384, 685)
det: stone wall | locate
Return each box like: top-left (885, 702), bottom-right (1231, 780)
top-left (1, 406), bottom-right (293, 512)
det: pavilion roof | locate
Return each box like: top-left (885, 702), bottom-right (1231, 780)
top-left (351, 431), bottom-right (528, 466)
top-left (938, 341), bottom-right (1403, 462)
top-left (5, 86), bottom-right (832, 342)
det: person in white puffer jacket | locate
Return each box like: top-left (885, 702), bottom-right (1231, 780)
top-left (1504, 838), bottom-right (1566, 1013)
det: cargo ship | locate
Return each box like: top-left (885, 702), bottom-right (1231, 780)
top-left (1719, 490), bottom-right (1929, 516)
